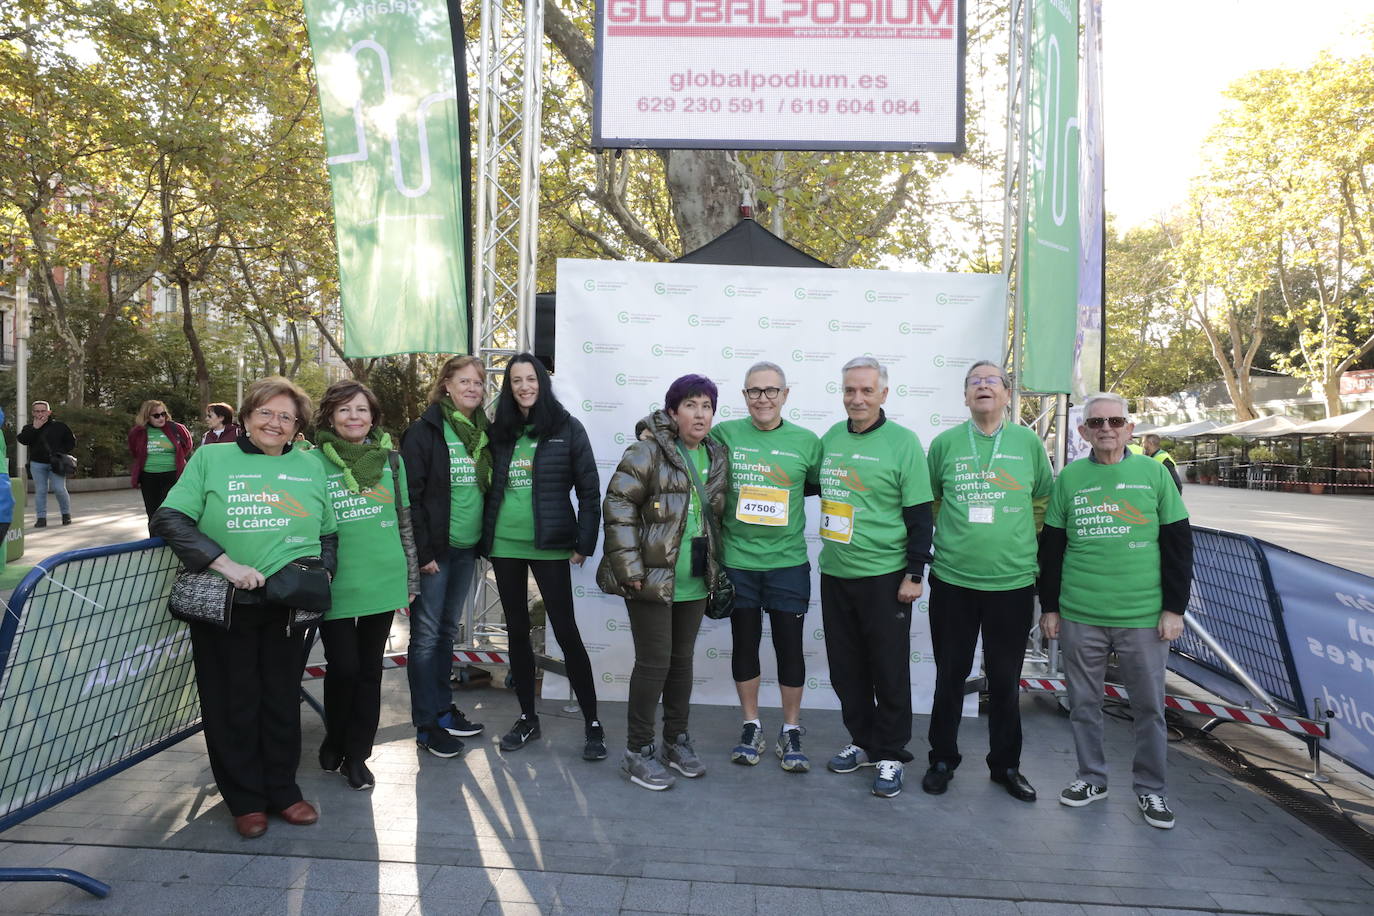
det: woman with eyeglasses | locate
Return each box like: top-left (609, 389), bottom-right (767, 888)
top-left (597, 374), bottom-right (728, 790)
top-left (151, 377), bottom-right (338, 838)
top-left (479, 354), bottom-right (604, 759)
top-left (202, 403), bottom-right (240, 445)
top-left (311, 380), bottom-right (419, 790)
top-left (128, 400), bottom-right (195, 519)
top-left (399, 355), bottom-right (489, 759)
top-left (711, 361), bottom-right (823, 773)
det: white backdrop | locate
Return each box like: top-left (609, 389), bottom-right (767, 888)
top-left (546, 258), bottom-right (1006, 712)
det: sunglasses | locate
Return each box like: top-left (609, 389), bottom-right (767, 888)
top-left (1084, 416), bottom-right (1129, 429)
top-left (151, 411), bottom-right (168, 418)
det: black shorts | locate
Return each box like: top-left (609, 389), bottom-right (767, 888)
top-left (724, 562), bottom-right (811, 613)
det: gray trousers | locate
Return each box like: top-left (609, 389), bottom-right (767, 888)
top-left (1061, 618), bottom-right (1171, 796)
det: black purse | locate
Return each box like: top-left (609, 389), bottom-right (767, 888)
top-left (168, 568), bottom-right (235, 629)
top-left (264, 557), bottom-right (332, 629)
top-left (676, 442), bottom-right (735, 620)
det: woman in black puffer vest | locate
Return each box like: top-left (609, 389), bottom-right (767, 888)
top-left (479, 353), bottom-right (604, 760)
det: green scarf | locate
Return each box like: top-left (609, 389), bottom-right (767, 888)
top-left (317, 428), bottom-right (393, 494)
top-left (441, 401), bottom-right (492, 493)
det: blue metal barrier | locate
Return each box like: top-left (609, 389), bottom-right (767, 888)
top-left (0, 539), bottom-right (199, 898)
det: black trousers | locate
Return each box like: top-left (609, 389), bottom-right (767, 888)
top-left (139, 471), bottom-right (178, 520)
top-left (188, 602), bottom-right (305, 816)
top-left (926, 574), bottom-right (1035, 772)
top-left (820, 570), bottom-right (913, 763)
top-left (490, 556), bottom-right (599, 724)
top-left (319, 610), bottom-right (396, 761)
top-left (730, 607), bottom-right (806, 687)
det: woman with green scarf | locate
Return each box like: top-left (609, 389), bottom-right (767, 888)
top-left (312, 380), bottom-right (420, 790)
top-left (399, 355), bottom-right (490, 759)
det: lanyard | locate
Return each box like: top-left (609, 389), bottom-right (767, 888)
top-left (965, 420), bottom-right (1004, 479)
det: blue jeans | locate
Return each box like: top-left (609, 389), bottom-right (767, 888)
top-left (31, 462), bottom-right (71, 520)
top-left (407, 546), bottom-right (476, 728)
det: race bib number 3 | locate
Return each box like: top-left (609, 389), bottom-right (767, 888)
top-left (736, 485), bottom-right (788, 526)
top-left (819, 499), bottom-right (854, 544)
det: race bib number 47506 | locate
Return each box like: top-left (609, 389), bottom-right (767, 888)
top-left (736, 485), bottom-right (788, 526)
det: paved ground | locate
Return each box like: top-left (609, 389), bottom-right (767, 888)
top-left (1, 486), bottom-right (1372, 914)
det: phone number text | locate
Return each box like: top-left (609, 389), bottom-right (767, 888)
top-left (636, 97), bottom-right (921, 115)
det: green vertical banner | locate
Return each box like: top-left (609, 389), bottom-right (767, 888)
top-left (302, 1), bottom-right (469, 357)
top-left (1020, 0), bottom-right (1080, 393)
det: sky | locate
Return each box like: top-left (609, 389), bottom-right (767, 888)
top-left (1102, 0), bottom-right (1372, 230)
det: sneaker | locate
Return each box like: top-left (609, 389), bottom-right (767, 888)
top-left (826, 744), bottom-right (874, 774)
top-left (776, 726), bottom-right (809, 773)
top-left (622, 744), bottom-right (676, 791)
top-left (34, 518), bottom-right (46, 529)
top-left (61, 514), bottom-right (72, 526)
top-left (871, 760), bottom-right (904, 798)
top-left (1138, 793), bottom-right (1176, 829)
top-left (318, 743), bottom-right (344, 773)
top-left (662, 732), bottom-right (705, 778)
top-left (499, 715), bottom-right (541, 751)
top-left (437, 704), bottom-right (484, 737)
top-left (922, 761), bottom-right (953, 795)
top-left (342, 757), bottom-right (375, 790)
top-left (416, 723), bottom-right (464, 758)
top-left (1059, 779), bottom-right (1108, 807)
top-left (731, 722), bottom-right (766, 766)
top-left (583, 721), bottom-right (608, 761)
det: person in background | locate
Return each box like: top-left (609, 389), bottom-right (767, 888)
top-left (1140, 434), bottom-right (1183, 493)
top-left (203, 403), bottom-right (241, 445)
top-left (0, 406), bottom-right (12, 561)
top-left (712, 361), bottom-right (822, 773)
top-left (480, 353), bottom-right (605, 760)
top-left (312, 380), bottom-right (419, 791)
top-left (17, 400), bottom-right (75, 528)
top-left (597, 374), bottom-right (728, 791)
top-left (400, 355), bottom-right (489, 758)
top-left (128, 400), bottom-right (195, 521)
top-left (151, 376), bottom-right (338, 839)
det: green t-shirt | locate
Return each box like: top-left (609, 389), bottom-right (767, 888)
top-left (144, 426), bottom-right (177, 473)
top-left (672, 444), bottom-right (710, 601)
top-left (929, 421), bottom-right (1053, 591)
top-left (441, 421), bottom-right (483, 548)
top-left (492, 430), bottom-right (568, 561)
top-left (314, 451), bottom-right (411, 620)
top-left (1045, 453), bottom-right (1190, 627)
top-left (817, 418), bottom-right (933, 579)
top-left (161, 443), bottom-right (338, 577)
top-left (712, 418), bottom-right (821, 571)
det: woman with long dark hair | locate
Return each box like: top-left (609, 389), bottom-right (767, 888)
top-left (480, 354), bottom-right (604, 760)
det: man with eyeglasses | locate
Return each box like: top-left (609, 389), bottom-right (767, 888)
top-left (819, 356), bottom-right (933, 798)
top-left (17, 400), bottom-right (77, 528)
top-left (921, 361), bottom-right (1052, 802)
top-left (711, 361), bottom-right (823, 772)
top-left (1038, 392), bottom-right (1193, 829)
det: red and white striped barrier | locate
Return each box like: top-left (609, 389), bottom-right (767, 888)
top-left (302, 649), bottom-right (508, 681)
top-left (1019, 677), bottom-right (1328, 738)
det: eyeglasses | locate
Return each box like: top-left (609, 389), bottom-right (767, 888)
top-left (252, 407), bottom-right (298, 425)
top-left (150, 411), bottom-right (168, 418)
top-left (966, 375), bottom-right (1005, 388)
top-left (743, 387), bottom-right (783, 400)
top-left (1084, 416), bottom-right (1129, 429)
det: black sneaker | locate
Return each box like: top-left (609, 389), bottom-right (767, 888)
top-left (34, 518), bottom-right (46, 529)
top-left (342, 757), bottom-right (375, 790)
top-left (922, 762), bottom-right (954, 795)
top-left (499, 715), bottom-right (541, 751)
top-left (583, 721), bottom-right (608, 761)
top-left (438, 704), bottom-right (484, 737)
top-left (417, 723), bottom-right (464, 758)
top-left (61, 514), bottom-right (72, 525)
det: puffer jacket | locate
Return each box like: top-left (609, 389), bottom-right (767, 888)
top-left (596, 410), bottom-right (728, 605)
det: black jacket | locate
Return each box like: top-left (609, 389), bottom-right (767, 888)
top-left (478, 412), bottom-right (601, 558)
top-left (401, 402), bottom-right (470, 568)
top-left (18, 418), bottom-right (76, 466)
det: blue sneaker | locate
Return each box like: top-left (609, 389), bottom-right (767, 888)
top-left (826, 744), bottom-right (873, 774)
top-left (871, 760), bottom-right (903, 797)
top-left (776, 726), bottom-right (809, 773)
top-left (731, 722), bottom-right (766, 766)
top-left (438, 704), bottom-right (484, 737)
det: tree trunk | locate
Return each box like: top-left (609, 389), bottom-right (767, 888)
top-left (179, 275), bottom-right (212, 405)
top-left (661, 150), bottom-right (747, 252)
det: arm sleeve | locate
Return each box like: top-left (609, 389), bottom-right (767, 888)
top-left (392, 455), bottom-right (421, 594)
top-left (150, 507), bottom-right (224, 571)
top-left (1036, 524), bottom-right (1068, 614)
top-left (58, 424), bottom-right (76, 452)
top-left (400, 426), bottom-right (435, 567)
top-left (570, 419), bottom-right (602, 557)
top-left (1163, 458), bottom-right (1183, 493)
top-left (16, 425), bottom-right (34, 446)
top-left (320, 532), bottom-right (339, 576)
top-left (1032, 443), bottom-right (1054, 533)
top-left (601, 443), bottom-right (653, 584)
top-left (1159, 519), bottom-right (1194, 614)
top-left (902, 501), bottom-right (933, 580)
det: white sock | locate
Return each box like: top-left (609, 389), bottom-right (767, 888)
top-left (744, 718), bottom-right (762, 729)
top-left (782, 723), bottom-right (800, 733)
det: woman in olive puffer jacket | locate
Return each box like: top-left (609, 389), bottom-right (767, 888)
top-left (597, 374), bottom-right (728, 790)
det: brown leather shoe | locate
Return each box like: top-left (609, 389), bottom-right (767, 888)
top-left (276, 800), bottom-right (318, 826)
top-left (234, 812), bottom-right (268, 838)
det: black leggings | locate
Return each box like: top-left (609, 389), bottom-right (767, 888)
top-left (730, 606), bottom-right (806, 688)
top-left (319, 610), bottom-right (396, 761)
top-left (490, 556), bottom-right (599, 723)
top-left (139, 471), bottom-right (178, 520)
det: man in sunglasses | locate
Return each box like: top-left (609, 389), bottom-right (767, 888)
top-left (921, 362), bottom-right (1053, 802)
top-left (1038, 393), bottom-right (1193, 830)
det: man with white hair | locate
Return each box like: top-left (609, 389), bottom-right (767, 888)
top-left (1039, 392), bottom-right (1193, 829)
top-left (819, 357), bottom-right (933, 798)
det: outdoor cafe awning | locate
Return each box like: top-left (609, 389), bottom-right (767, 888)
top-left (1149, 419), bottom-right (1222, 438)
top-left (1206, 415), bottom-right (1301, 437)
top-left (1285, 407), bottom-right (1374, 436)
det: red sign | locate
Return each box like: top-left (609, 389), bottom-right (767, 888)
top-left (1339, 369), bottom-right (1374, 396)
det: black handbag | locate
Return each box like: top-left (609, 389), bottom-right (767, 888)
top-left (264, 557), bottom-right (332, 629)
top-left (168, 568), bottom-right (235, 629)
top-left (676, 442), bottom-right (735, 620)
